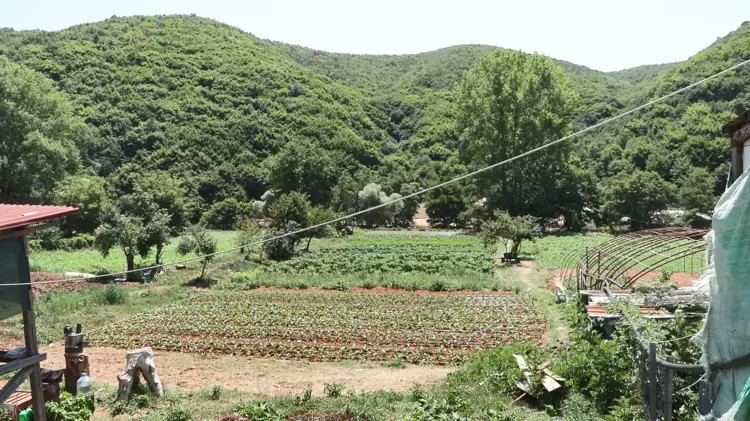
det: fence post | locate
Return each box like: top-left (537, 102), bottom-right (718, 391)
top-left (663, 356), bottom-right (674, 421)
top-left (597, 250), bottom-right (601, 280)
top-left (699, 376), bottom-right (711, 416)
top-left (648, 343), bottom-right (658, 421)
top-left (584, 247), bottom-right (589, 288)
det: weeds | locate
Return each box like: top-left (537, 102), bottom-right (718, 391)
top-left (324, 383), bottom-right (343, 398)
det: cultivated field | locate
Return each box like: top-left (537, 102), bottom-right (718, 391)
top-left (89, 289), bottom-right (546, 365)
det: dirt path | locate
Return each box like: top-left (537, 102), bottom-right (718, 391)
top-left (40, 344), bottom-right (452, 397)
top-left (501, 260), bottom-right (570, 345)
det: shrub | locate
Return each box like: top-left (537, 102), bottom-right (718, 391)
top-left (101, 284), bottom-right (126, 305)
top-left (31, 227), bottom-right (64, 250)
top-left (235, 402), bottom-right (283, 421)
top-left (200, 198), bottom-right (242, 229)
top-left (46, 392), bottom-right (95, 421)
top-left (162, 405), bottom-right (191, 421)
top-left (209, 385), bottom-right (222, 401)
top-left (263, 221), bottom-right (301, 261)
top-left (60, 234), bottom-right (95, 250)
top-left (324, 383), bottom-right (343, 398)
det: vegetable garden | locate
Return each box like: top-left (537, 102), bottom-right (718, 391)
top-left (89, 289), bottom-right (546, 365)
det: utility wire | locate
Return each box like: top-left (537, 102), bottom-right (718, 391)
top-left (2, 56), bottom-right (750, 289)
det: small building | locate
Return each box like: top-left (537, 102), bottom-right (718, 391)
top-left (723, 109), bottom-right (750, 184)
top-left (0, 204), bottom-right (78, 421)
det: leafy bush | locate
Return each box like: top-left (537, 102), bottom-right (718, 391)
top-left (201, 198), bottom-right (243, 229)
top-left (324, 382), bottom-right (344, 398)
top-left (162, 405), bottom-right (192, 421)
top-left (60, 234), bottom-right (96, 251)
top-left (445, 342), bottom-right (542, 397)
top-left (235, 402), bottom-right (283, 421)
top-left (31, 227), bottom-right (64, 251)
top-left (100, 284), bottom-right (127, 305)
top-left (403, 395), bottom-right (470, 421)
top-left (46, 392), bottom-right (95, 421)
top-left (209, 385), bottom-right (222, 401)
top-left (263, 221), bottom-right (301, 261)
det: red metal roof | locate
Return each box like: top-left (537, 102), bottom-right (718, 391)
top-left (0, 204), bottom-right (79, 231)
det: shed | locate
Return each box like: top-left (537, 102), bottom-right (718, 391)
top-left (0, 204), bottom-right (78, 421)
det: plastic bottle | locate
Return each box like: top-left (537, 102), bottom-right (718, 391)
top-left (18, 408), bottom-right (33, 421)
top-left (77, 372), bottom-right (92, 395)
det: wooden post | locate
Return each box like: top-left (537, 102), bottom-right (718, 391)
top-left (584, 247), bottom-right (589, 288)
top-left (22, 288), bottom-right (45, 421)
top-left (648, 343), bottom-right (658, 421)
top-left (663, 357), bottom-right (674, 421)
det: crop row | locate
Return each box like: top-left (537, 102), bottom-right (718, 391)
top-left (90, 290), bottom-right (546, 365)
top-left (267, 243), bottom-right (495, 275)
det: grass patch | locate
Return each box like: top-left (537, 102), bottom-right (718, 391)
top-left (28, 231), bottom-right (236, 273)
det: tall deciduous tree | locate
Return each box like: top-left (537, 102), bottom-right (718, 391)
top-left (54, 174), bottom-right (107, 234)
top-left (456, 50), bottom-right (578, 218)
top-left (602, 170), bottom-right (674, 230)
top-left (267, 140), bottom-right (337, 205)
top-left (0, 56), bottom-right (87, 203)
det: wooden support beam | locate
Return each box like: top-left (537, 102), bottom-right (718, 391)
top-left (22, 285), bottom-right (45, 421)
top-left (0, 367), bottom-right (34, 403)
top-left (0, 353), bottom-right (46, 376)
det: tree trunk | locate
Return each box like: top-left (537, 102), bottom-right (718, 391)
top-left (155, 243), bottom-right (163, 265)
top-left (201, 259), bottom-right (208, 278)
top-left (125, 253), bottom-right (136, 281)
top-left (305, 236), bottom-right (313, 252)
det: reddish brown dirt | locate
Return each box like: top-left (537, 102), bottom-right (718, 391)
top-left (29, 272), bottom-right (142, 296)
top-left (40, 344), bottom-right (452, 397)
top-left (216, 417), bottom-right (249, 421)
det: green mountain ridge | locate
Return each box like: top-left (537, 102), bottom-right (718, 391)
top-left (1, 14), bottom-right (748, 226)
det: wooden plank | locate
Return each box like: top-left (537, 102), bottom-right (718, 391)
top-left (0, 354), bottom-right (46, 376)
top-left (22, 284), bottom-right (46, 421)
top-left (541, 375), bottom-right (562, 392)
top-left (0, 367), bottom-right (33, 403)
top-left (514, 355), bottom-right (529, 370)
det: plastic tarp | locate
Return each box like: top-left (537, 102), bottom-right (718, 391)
top-left (695, 168), bottom-right (750, 420)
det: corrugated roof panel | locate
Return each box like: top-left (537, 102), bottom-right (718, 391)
top-left (0, 204), bottom-right (79, 231)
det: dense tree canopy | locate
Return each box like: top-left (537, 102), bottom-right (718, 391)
top-left (456, 50), bottom-right (582, 219)
top-left (0, 56), bottom-right (87, 203)
top-left (1, 15), bottom-right (748, 233)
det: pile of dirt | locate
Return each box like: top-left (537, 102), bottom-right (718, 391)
top-left (30, 272), bottom-right (83, 295)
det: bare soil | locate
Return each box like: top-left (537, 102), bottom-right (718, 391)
top-left (30, 272), bottom-right (142, 296)
top-left (40, 344), bottom-right (452, 396)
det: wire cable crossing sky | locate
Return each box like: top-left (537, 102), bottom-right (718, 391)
top-left (2, 55), bottom-right (749, 288)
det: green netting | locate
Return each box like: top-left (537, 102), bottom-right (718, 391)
top-left (696, 168), bottom-right (750, 420)
top-left (0, 236), bottom-right (31, 321)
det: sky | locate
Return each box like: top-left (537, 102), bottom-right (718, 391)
top-left (1, 0), bottom-right (747, 72)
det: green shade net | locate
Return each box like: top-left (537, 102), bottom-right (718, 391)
top-left (0, 236), bottom-right (31, 321)
top-left (696, 168), bottom-right (750, 420)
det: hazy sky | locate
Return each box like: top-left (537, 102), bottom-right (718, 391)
top-left (1, 0), bottom-right (747, 72)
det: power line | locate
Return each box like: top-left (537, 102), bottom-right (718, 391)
top-left (2, 56), bottom-right (749, 288)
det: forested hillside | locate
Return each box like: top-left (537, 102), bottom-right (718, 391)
top-left (1, 14), bottom-right (749, 233)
